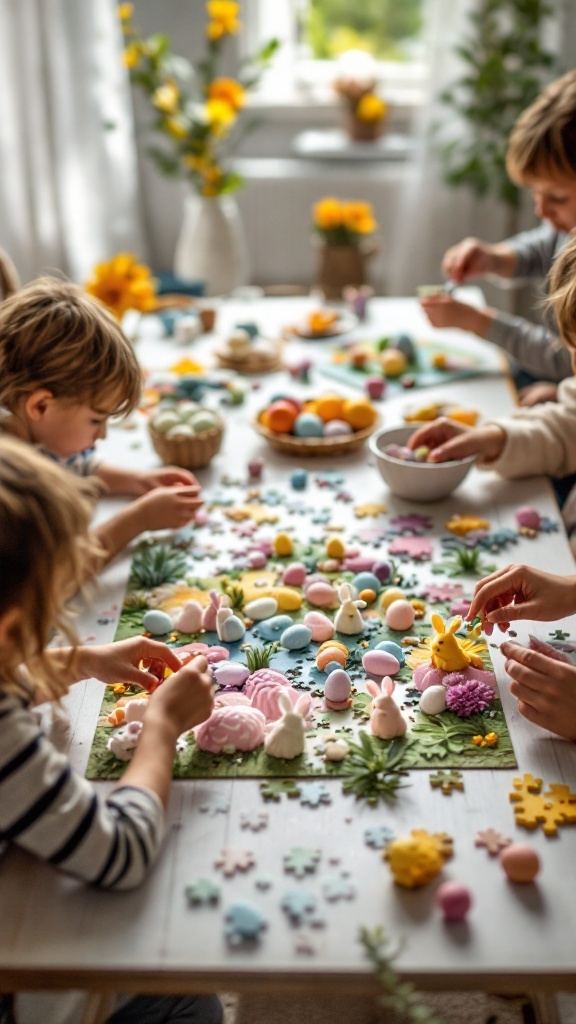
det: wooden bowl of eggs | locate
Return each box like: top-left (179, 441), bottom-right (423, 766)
top-left (148, 401), bottom-right (224, 469)
top-left (254, 393), bottom-right (379, 457)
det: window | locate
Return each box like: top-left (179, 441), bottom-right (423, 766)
top-left (244, 0), bottom-right (426, 105)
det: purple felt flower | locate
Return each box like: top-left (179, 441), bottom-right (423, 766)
top-left (445, 677), bottom-right (495, 717)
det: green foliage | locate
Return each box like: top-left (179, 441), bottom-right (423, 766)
top-left (341, 732), bottom-right (411, 804)
top-left (221, 579), bottom-right (245, 610)
top-left (306, 0), bottom-right (423, 61)
top-left (243, 644), bottom-right (276, 672)
top-left (129, 544), bottom-right (189, 589)
top-left (432, 545), bottom-right (495, 578)
top-left (437, 0), bottom-right (557, 207)
top-left (359, 927), bottom-right (445, 1024)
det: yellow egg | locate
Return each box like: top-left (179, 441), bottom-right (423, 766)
top-left (273, 532), bottom-right (294, 556)
top-left (380, 349), bottom-right (408, 378)
top-left (274, 587), bottom-right (303, 611)
top-left (379, 587), bottom-right (406, 611)
top-left (359, 588), bottom-right (377, 605)
top-left (317, 640), bottom-right (349, 656)
top-left (342, 397), bottom-right (377, 430)
top-left (326, 536), bottom-right (346, 559)
top-left (315, 394), bottom-right (345, 422)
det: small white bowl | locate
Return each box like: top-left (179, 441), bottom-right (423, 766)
top-left (369, 424), bottom-right (476, 502)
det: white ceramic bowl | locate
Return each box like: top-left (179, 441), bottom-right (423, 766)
top-left (369, 424), bottom-right (476, 502)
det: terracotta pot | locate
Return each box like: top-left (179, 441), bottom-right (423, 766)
top-left (344, 110), bottom-right (385, 142)
top-left (314, 240), bottom-right (378, 301)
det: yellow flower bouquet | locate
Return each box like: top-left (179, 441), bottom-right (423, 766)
top-left (85, 252), bottom-right (156, 319)
top-left (313, 197), bottom-right (377, 247)
top-left (333, 72), bottom-right (387, 141)
top-left (120, 2), bottom-right (279, 197)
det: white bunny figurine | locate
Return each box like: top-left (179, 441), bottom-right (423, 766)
top-left (216, 606), bottom-right (246, 643)
top-left (333, 583), bottom-right (366, 635)
top-left (264, 691), bottom-right (312, 759)
top-left (365, 676), bottom-right (407, 740)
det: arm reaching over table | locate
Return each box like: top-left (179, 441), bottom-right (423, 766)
top-left (467, 564), bottom-right (576, 634)
top-left (407, 417), bottom-right (506, 463)
top-left (500, 640), bottom-right (576, 742)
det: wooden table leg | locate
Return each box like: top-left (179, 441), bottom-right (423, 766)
top-left (525, 993), bottom-right (561, 1024)
top-left (79, 992), bottom-right (117, 1024)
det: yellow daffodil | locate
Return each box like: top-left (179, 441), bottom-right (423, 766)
top-left (206, 1), bottom-right (240, 39)
top-left (342, 201), bottom-right (377, 235)
top-left (118, 3), bottom-right (134, 20)
top-left (355, 93), bottom-right (387, 123)
top-left (85, 252), bottom-right (156, 320)
top-left (122, 42), bottom-right (142, 69)
top-left (165, 116), bottom-right (189, 140)
top-left (208, 77), bottom-right (246, 111)
top-left (313, 197), bottom-right (344, 231)
top-left (152, 81), bottom-right (180, 115)
top-left (206, 98), bottom-right (237, 132)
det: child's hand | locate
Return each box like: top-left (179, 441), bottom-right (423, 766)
top-left (136, 485), bottom-right (203, 531)
top-left (146, 654), bottom-right (214, 736)
top-left (467, 564), bottom-right (576, 632)
top-left (517, 382), bottom-right (559, 407)
top-left (129, 467), bottom-right (199, 495)
top-left (419, 294), bottom-right (479, 331)
top-left (407, 417), bottom-right (506, 463)
top-left (442, 237), bottom-right (493, 282)
top-left (500, 641), bottom-right (576, 741)
top-left (78, 637), bottom-right (184, 689)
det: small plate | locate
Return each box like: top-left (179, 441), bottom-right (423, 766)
top-left (284, 311), bottom-right (359, 340)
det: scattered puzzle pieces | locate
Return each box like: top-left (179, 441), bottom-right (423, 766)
top-left (224, 901), bottom-right (267, 946)
top-left (184, 878), bottom-right (221, 906)
top-left (429, 770), bottom-right (464, 795)
top-left (283, 846), bottom-right (322, 879)
top-left (281, 890), bottom-right (318, 925)
top-left (353, 503), bottom-right (387, 518)
top-left (321, 870), bottom-right (356, 902)
top-left (240, 811), bottom-right (269, 831)
top-left (474, 828), bottom-right (512, 856)
top-left (509, 774), bottom-right (576, 836)
top-left (259, 779), bottom-right (302, 802)
top-left (199, 794), bottom-right (230, 816)
top-left (298, 782), bottom-right (332, 808)
top-left (214, 849), bottom-right (256, 877)
top-left (364, 825), bottom-right (395, 849)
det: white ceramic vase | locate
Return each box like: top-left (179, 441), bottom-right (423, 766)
top-left (173, 192), bottom-right (249, 297)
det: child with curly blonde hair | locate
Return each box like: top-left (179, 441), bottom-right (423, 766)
top-left (0, 436), bottom-right (220, 1024)
top-left (0, 277), bottom-right (203, 563)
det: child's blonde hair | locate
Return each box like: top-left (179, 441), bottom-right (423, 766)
top-left (506, 70), bottom-right (576, 186)
top-left (548, 233), bottom-right (576, 351)
top-left (0, 276), bottom-right (142, 415)
top-left (0, 436), bottom-right (102, 699)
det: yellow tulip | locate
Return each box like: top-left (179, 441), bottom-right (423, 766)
top-left (313, 197), bottom-right (344, 231)
top-left (342, 201), bottom-right (377, 235)
top-left (208, 77), bottom-right (246, 111)
top-left (85, 253), bottom-right (156, 320)
top-left (205, 98), bottom-right (236, 132)
top-left (206, 1), bottom-right (240, 36)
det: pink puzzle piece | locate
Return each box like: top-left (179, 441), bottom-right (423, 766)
top-left (388, 536), bottom-right (433, 561)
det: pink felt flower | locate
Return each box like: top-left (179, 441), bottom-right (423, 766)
top-left (445, 678), bottom-right (495, 718)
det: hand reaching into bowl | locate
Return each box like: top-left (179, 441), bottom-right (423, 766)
top-left (407, 417), bottom-right (506, 463)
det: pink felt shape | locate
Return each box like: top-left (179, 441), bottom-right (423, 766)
top-left (250, 682), bottom-right (302, 721)
top-left (244, 668), bottom-right (291, 699)
top-left (388, 537), bottom-right (433, 560)
top-left (303, 610), bottom-right (334, 642)
top-left (365, 677), bottom-right (407, 739)
top-left (195, 706), bottom-right (266, 753)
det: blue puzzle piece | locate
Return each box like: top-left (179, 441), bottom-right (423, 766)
top-left (363, 825), bottom-right (395, 849)
top-left (281, 890), bottom-right (317, 924)
top-left (224, 901), bottom-right (268, 946)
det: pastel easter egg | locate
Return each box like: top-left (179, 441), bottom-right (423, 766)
top-left (282, 562), bottom-right (307, 586)
top-left (515, 505), bottom-right (541, 530)
top-left (385, 599), bottom-right (416, 631)
top-left (317, 640), bottom-right (349, 655)
top-left (393, 333), bottom-right (416, 361)
top-left (316, 647), bottom-right (347, 671)
top-left (500, 844), bottom-right (540, 884)
top-left (380, 348), bottom-right (408, 378)
top-left (326, 536), bottom-right (346, 559)
top-left (167, 423), bottom-right (194, 438)
top-left (362, 650), bottom-right (400, 677)
top-left (305, 581), bottom-right (338, 608)
top-left (293, 412), bottom-right (324, 438)
top-left (303, 611), bottom-right (334, 642)
top-left (190, 410), bottom-right (220, 434)
top-left (375, 640), bottom-right (405, 665)
top-left (275, 587), bottom-right (303, 612)
top-left (436, 881), bottom-right (472, 922)
top-left (273, 532), bottom-right (293, 556)
top-left (353, 572), bottom-right (381, 594)
top-left (151, 409), bottom-right (181, 434)
top-left (213, 663), bottom-right (251, 688)
top-left (244, 597), bottom-right (278, 621)
top-left (358, 589), bottom-right (377, 605)
top-left (419, 685), bottom-right (448, 715)
top-left (365, 376), bottom-right (386, 400)
top-left (280, 624), bottom-right (312, 650)
top-left (379, 587), bottom-right (406, 611)
top-left (324, 660), bottom-right (344, 674)
top-left (142, 609), bottom-right (174, 636)
top-left (323, 419), bottom-right (352, 437)
top-left (324, 669), bottom-right (352, 703)
top-left (247, 550), bottom-right (268, 569)
top-left (258, 615), bottom-right (294, 641)
top-left (343, 555), bottom-right (376, 573)
top-left (177, 400), bottom-right (201, 421)
top-left (373, 561), bottom-right (391, 582)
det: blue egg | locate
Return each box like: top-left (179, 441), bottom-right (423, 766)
top-left (291, 469), bottom-right (308, 490)
top-left (393, 333), bottom-right (416, 361)
top-left (323, 660), bottom-right (344, 675)
top-left (293, 412), bottom-right (324, 438)
top-left (142, 609), bottom-right (174, 636)
top-left (280, 624), bottom-right (313, 650)
top-left (374, 639), bottom-right (405, 665)
top-left (352, 571), bottom-right (381, 595)
top-left (258, 614), bottom-right (294, 641)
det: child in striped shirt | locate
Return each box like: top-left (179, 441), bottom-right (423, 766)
top-left (0, 437), bottom-right (221, 1024)
top-left (0, 277), bottom-right (203, 564)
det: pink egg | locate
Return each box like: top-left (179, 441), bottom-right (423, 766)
top-left (303, 610), bottom-right (334, 642)
top-left (324, 669), bottom-right (352, 703)
top-left (436, 881), bottom-right (472, 921)
top-left (515, 505), bottom-right (541, 530)
top-left (362, 650), bottom-right (400, 677)
top-left (412, 663), bottom-right (447, 692)
top-left (305, 581), bottom-right (338, 608)
top-left (323, 419), bottom-right (353, 437)
top-left (500, 844), bottom-right (540, 883)
top-left (282, 562), bottom-right (308, 586)
top-left (385, 599), bottom-right (416, 631)
top-left (247, 550), bottom-right (268, 569)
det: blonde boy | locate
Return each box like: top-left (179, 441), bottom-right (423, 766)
top-left (0, 277), bottom-right (202, 561)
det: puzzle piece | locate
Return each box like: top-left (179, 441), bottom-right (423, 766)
top-left (474, 828), bottom-right (512, 856)
top-left (321, 870), bottom-right (356, 901)
top-left (240, 811), bottom-right (269, 831)
top-left (184, 878), bottom-right (220, 906)
top-left (353, 503), bottom-right (387, 518)
top-left (388, 536), bottom-right (433, 561)
top-left (429, 770), bottom-right (464, 795)
top-left (389, 513), bottom-right (433, 535)
top-left (224, 505), bottom-right (279, 524)
top-left (259, 779), bottom-right (302, 802)
top-left (298, 782), bottom-right (332, 808)
top-left (294, 930), bottom-right (324, 956)
top-left (199, 794), bottom-right (230, 816)
top-left (281, 890), bottom-right (317, 925)
top-left (224, 901), bottom-right (267, 946)
top-left (509, 775), bottom-right (576, 836)
top-left (363, 825), bottom-right (396, 849)
top-left (283, 846), bottom-right (322, 879)
top-left (214, 849), bottom-right (256, 877)
top-left (445, 514), bottom-right (490, 536)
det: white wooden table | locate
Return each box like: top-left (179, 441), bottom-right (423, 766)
top-left (2, 295), bottom-right (575, 1022)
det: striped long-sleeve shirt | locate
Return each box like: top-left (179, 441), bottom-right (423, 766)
top-left (0, 690), bottom-right (165, 890)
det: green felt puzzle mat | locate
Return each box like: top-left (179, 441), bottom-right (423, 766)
top-left (85, 472), bottom-right (527, 782)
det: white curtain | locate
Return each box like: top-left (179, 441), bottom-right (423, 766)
top-left (0, 0), bottom-right (145, 285)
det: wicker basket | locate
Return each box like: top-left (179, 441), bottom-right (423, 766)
top-left (253, 411), bottom-right (378, 457)
top-left (214, 343), bottom-right (283, 374)
top-left (149, 419), bottom-right (224, 469)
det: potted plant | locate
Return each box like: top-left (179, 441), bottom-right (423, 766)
top-left (312, 196), bottom-right (379, 299)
